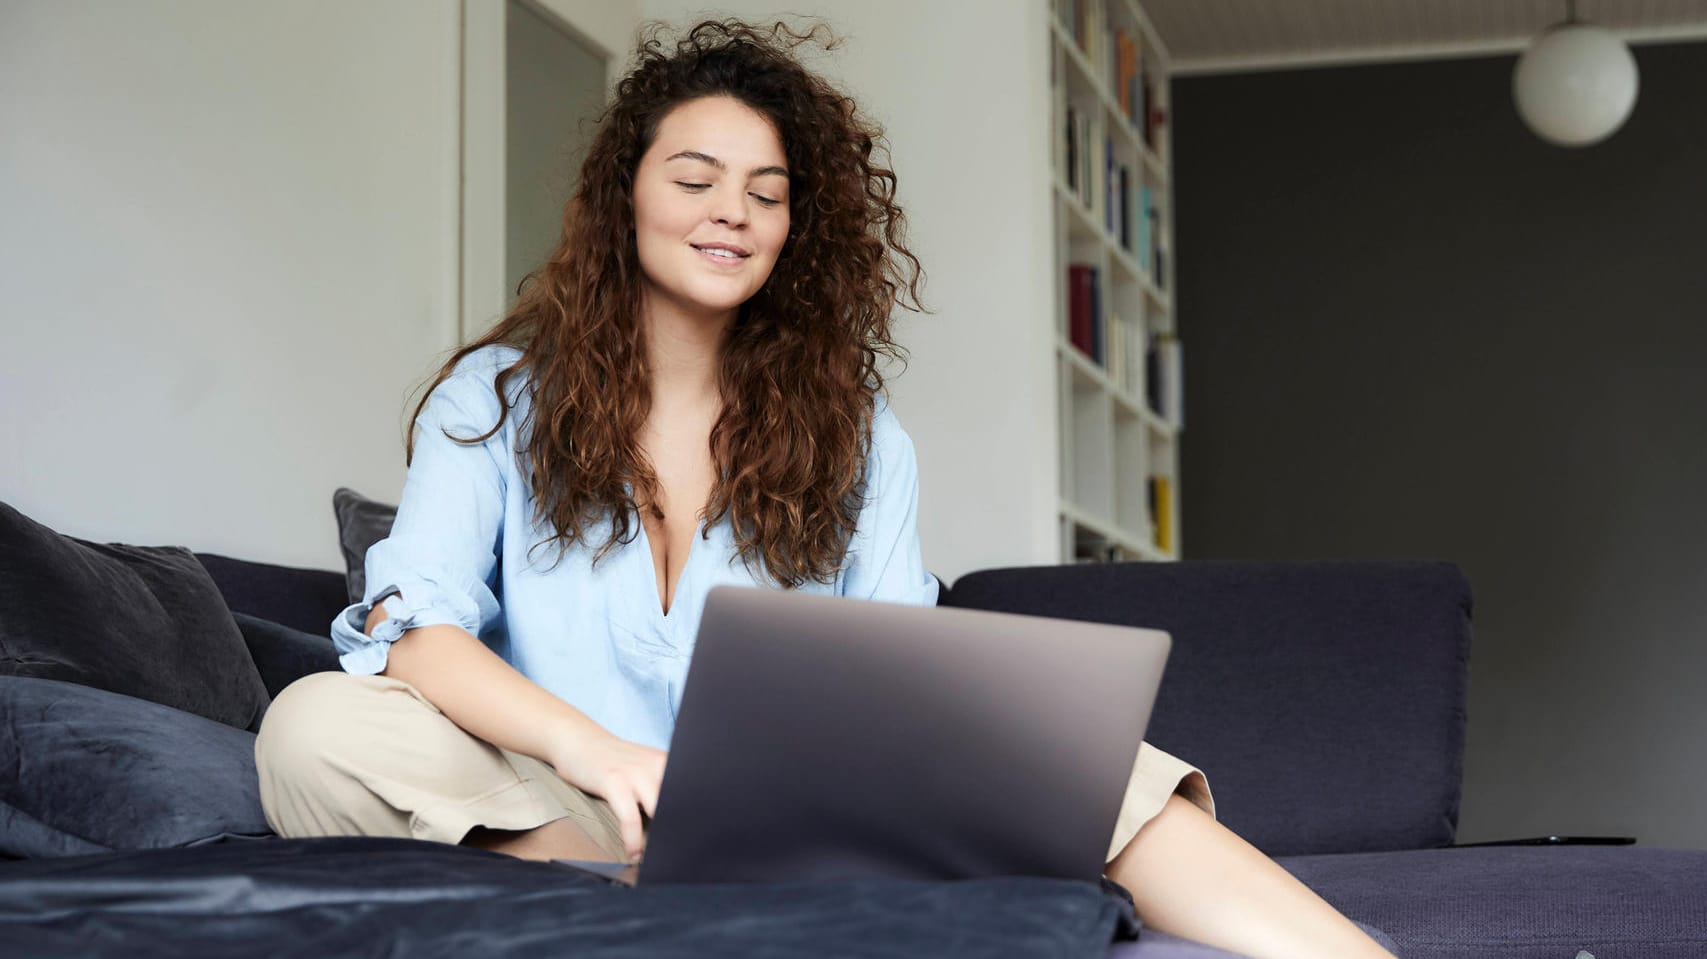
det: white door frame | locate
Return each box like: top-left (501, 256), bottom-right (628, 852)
top-left (458, 0), bottom-right (639, 344)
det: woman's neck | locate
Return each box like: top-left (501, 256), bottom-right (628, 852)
top-left (641, 292), bottom-right (732, 410)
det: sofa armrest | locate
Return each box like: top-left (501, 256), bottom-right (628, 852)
top-left (942, 560), bottom-right (1472, 858)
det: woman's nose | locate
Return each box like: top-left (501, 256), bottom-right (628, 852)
top-left (709, 188), bottom-right (747, 227)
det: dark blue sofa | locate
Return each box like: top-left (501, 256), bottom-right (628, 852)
top-left (5, 553), bottom-right (1703, 957)
top-left (945, 561), bottom-right (1707, 958)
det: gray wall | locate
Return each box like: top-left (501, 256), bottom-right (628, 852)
top-left (1173, 42), bottom-right (1707, 848)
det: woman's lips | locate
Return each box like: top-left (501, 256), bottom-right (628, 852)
top-left (693, 245), bottom-right (749, 269)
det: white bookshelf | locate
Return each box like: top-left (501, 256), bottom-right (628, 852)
top-left (1050, 0), bottom-right (1181, 564)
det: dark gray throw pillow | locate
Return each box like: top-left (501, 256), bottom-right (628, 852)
top-left (233, 612), bottom-right (340, 699)
top-left (0, 502), bottom-right (269, 731)
top-left (0, 676), bottom-right (273, 859)
top-left (332, 487), bottom-right (398, 604)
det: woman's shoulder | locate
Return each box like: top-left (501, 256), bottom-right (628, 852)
top-left (866, 394), bottom-right (918, 474)
top-left (430, 344), bottom-right (530, 410)
top-left (445, 343), bottom-right (527, 386)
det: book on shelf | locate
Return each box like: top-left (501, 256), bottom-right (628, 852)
top-left (1088, 266), bottom-right (1103, 364)
top-left (1080, 110), bottom-right (1095, 208)
top-left (1067, 264), bottom-right (1094, 361)
top-left (1066, 0), bottom-right (1102, 70)
top-left (1103, 143), bottom-right (1134, 253)
top-left (1063, 105), bottom-right (1080, 204)
top-left (1142, 332), bottom-right (1183, 426)
top-left (1066, 264), bottom-right (1113, 367)
top-left (1147, 475), bottom-right (1174, 553)
top-left (1106, 310), bottom-right (1124, 390)
top-left (1114, 29), bottom-right (1141, 130)
top-left (1072, 538), bottom-right (1124, 564)
top-left (1143, 336), bottom-right (1160, 414)
top-left (1104, 313), bottom-right (1141, 397)
top-left (1141, 70), bottom-right (1160, 151)
top-left (1062, 105), bottom-right (1099, 210)
top-left (1146, 201), bottom-right (1165, 287)
top-left (1137, 185), bottom-right (1153, 274)
top-left (1104, 138), bottom-right (1115, 234)
top-left (1117, 165), bottom-right (1133, 251)
top-left (1140, 70), bottom-right (1149, 147)
top-left (1123, 315), bottom-right (1142, 397)
top-left (1159, 334), bottom-right (1182, 428)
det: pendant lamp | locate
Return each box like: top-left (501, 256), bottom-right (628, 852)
top-left (1513, 0), bottom-right (1639, 147)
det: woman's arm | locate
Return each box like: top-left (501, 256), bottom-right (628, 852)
top-left (841, 402), bottom-right (938, 605)
top-left (369, 605), bottom-right (664, 862)
top-left (333, 353), bottom-right (660, 860)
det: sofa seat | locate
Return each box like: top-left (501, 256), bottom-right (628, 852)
top-left (0, 836), bottom-right (1137, 958)
top-left (1281, 845), bottom-right (1707, 958)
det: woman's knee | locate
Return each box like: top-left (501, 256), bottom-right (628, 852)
top-left (255, 671), bottom-right (373, 781)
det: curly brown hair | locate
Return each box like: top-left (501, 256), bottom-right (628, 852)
top-left (409, 18), bottom-right (924, 588)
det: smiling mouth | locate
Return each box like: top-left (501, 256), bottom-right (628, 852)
top-left (691, 244), bottom-right (750, 261)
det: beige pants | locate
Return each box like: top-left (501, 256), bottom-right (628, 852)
top-left (255, 672), bottom-right (1214, 866)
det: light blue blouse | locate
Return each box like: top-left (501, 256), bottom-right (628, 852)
top-left (329, 345), bottom-right (938, 750)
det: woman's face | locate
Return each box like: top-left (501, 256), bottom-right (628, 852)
top-left (632, 96), bottom-right (791, 325)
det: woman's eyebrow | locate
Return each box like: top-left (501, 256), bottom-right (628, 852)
top-left (665, 150), bottom-right (789, 179)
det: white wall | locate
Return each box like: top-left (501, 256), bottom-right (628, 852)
top-left (0, 0), bottom-right (1056, 583)
top-left (638, 0), bottom-right (1062, 582)
top-left (0, 0), bottom-right (462, 569)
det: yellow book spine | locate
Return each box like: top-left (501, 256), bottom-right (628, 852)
top-left (1154, 476), bottom-right (1173, 553)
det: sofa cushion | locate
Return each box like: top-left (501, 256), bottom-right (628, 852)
top-left (0, 836), bottom-right (1132, 957)
top-left (1281, 845), bottom-right (1707, 959)
top-left (332, 487), bottom-right (397, 604)
top-left (196, 552), bottom-right (349, 637)
top-left (943, 561), bottom-right (1472, 857)
top-left (233, 613), bottom-right (341, 699)
top-left (0, 676), bottom-right (274, 860)
top-left (0, 502), bottom-right (269, 731)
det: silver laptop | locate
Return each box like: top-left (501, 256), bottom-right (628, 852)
top-left (558, 585), bottom-right (1170, 885)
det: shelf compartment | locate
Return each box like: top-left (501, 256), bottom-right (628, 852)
top-left (1067, 362), bottom-right (1116, 527)
top-left (1061, 499), bottom-right (1166, 563)
top-left (1050, 18), bottom-right (1166, 189)
top-left (1057, 337), bottom-right (1173, 438)
top-left (1113, 405), bottom-right (1152, 543)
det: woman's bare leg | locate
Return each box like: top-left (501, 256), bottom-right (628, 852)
top-left (1106, 795), bottom-right (1396, 959)
top-left (462, 816), bottom-right (612, 862)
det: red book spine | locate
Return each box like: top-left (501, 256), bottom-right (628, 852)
top-left (1068, 264), bottom-right (1093, 357)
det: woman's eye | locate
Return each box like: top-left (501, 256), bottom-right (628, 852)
top-left (749, 193), bottom-right (782, 207)
top-left (675, 181), bottom-right (710, 191)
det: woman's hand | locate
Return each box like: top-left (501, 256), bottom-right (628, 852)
top-left (547, 729), bottom-right (668, 864)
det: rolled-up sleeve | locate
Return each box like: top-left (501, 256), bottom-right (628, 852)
top-left (839, 402), bottom-right (939, 607)
top-left (329, 361), bottom-right (510, 674)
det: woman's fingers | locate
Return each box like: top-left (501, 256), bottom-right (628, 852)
top-left (606, 784), bottom-right (646, 863)
top-left (636, 754), bottom-right (665, 819)
top-left (548, 733), bottom-right (667, 863)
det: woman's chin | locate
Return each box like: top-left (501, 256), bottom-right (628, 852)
top-left (681, 284), bottom-right (758, 317)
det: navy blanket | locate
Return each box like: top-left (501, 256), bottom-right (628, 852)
top-left (0, 836), bottom-right (1137, 958)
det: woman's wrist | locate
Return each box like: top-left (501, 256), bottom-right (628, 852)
top-left (541, 710), bottom-right (610, 772)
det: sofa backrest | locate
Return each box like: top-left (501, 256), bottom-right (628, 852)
top-left (195, 553), bottom-right (347, 638)
top-left (942, 560), bottom-right (1472, 857)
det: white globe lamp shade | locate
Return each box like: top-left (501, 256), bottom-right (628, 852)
top-left (1513, 23), bottom-right (1639, 147)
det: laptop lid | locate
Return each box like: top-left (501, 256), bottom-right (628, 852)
top-left (636, 586), bottom-right (1170, 885)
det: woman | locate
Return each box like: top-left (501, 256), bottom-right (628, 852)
top-left (257, 20), bottom-right (1395, 959)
